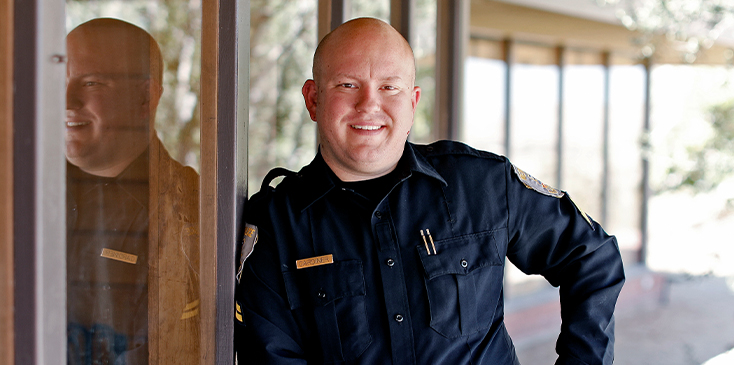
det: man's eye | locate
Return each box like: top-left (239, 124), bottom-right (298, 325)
top-left (383, 85), bottom-right (397, 91)
top-left (340, 83), bottom-right (355, 88)
top-left (83, 81), bottom-right (100, 86)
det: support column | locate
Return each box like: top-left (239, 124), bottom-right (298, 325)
top-left (556, 46), bottom-right (565, 188)
top-left (435, 0), bottom-right (468, 141)
top-left (639, 57), bottom-right (652, 264)
top-left (318, 0), bottom-right (350, 42)
top-left (390, 0), bottom-right (414, 44)
top-left (601, 51), bottom-right (611, 227)
top-left (503, 39), bottom-right (513, 157)
top-left (200, 0), bottom-right (249, 363)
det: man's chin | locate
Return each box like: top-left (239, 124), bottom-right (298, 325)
top-left (64, 149), bottom-right (98, 170)
top-left (64, 145), bottom-right (86, 163)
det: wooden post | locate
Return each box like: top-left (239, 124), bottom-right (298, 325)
top-left (435, 0), bottom-right (468, 141)
top-left (199, 0), bottom-right (219, 361)
top-left (200, 0), bottom-right (248, 363)
top-left (390, 0), bottom-right (414, 44)
top-left (1, 0), bottom-right (14, 362)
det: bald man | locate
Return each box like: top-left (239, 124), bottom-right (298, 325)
top-left (66, 18), bottom-right (199, 365)
top-left (235, 18), bottom-right (624, 364)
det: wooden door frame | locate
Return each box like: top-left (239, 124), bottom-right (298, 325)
top-left (11, 0), bottom-right (66, 364)
top-left (200, 0), bottom-right (249, 363)
top-left (1, 0), bottom-right (14, 362)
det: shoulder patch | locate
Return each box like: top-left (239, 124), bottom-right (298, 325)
top-left (236, 223), bottom-right (258, 284)
top-left (512, 165), bottom-right (564, 198)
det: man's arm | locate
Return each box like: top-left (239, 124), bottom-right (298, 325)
top-left (505, 163), bottom-right (625, 365)
top-left (235, 225), bottom-right (308, 364)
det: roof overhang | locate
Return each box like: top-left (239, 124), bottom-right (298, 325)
top-left (470, 0), bottom-right (734, 65)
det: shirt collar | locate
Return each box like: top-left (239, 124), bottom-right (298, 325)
top-left (292, 142), bottom-right (447, 212)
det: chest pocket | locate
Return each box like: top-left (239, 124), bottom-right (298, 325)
top-left (418, 230), bottom-right (504, 339)
top-left (283, 260), bottom-right (372, 363)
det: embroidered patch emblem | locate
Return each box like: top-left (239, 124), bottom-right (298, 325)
top-left (512, 165), bottom-right (564, 198)
top-left (236, 224), bottom-right (258, 284)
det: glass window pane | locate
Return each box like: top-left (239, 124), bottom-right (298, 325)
top-left (562, 63), bottom-right (605, 219)
top-left (65, 2), bottom-right (202, 364)
top-left (608, 63), bottom-right (645, 258)
top-left (646, 64), bottom-right (734, 275)
top-left (505, 46), bottom-right (559, 298)
top-left (510, 49), bottom-right (558, 184)
top-left (351, 0), bottom-right (389, 22)
top-left (413, 0), bottom-right (437, 143)
top-left (463, 56), bottom-right (505, 154)
top-left (350, 0), bottom-right (436, 144)
top-left (248, 0), bottom-right (317, 195)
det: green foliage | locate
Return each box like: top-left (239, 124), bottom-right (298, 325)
top-left (663, 99), bottom-right (734, 192)
top-left (248, 0), bottom-right (318, 196)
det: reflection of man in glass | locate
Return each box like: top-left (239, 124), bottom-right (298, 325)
top-left (66, 18), bottom-right (199, 365)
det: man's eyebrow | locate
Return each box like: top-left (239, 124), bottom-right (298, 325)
top-left (330, 74), bottom-right (405, 82)
top-left (75, 72), bottom-right (150, 80)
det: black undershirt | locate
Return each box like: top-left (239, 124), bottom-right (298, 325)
top-left (338, 170), bottom-right (400, 211)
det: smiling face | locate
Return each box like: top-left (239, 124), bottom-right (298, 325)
top-left (65, 19), bottom-right (162, 177)
top-left (302, 18), bottom-right (421, 181)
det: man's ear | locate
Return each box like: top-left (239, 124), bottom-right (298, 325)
top-left (141, 79), bottom-right (162, 120)
top-left (302, 79), bottom-right (318, 121)
top-left (412, 85), bottom-right (421, 112)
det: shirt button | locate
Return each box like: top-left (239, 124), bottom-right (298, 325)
top-left (394, 314), bottom-right (404, 323)
top-left (317, 290), bottom-right (327, 299)
top-left (386, 258), bottom-right (395, 267)
top-left (460, 259), bottom-right (468, 268)
top-left (374, 211), bottom-right (382, 219)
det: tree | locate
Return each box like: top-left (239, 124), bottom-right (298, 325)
top-left (662, 98), bottom-right (734, 212)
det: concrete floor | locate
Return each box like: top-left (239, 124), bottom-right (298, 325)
top-left (515, 274), bottom-right (734, 365)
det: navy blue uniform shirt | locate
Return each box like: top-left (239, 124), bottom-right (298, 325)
top-left (235, 141), bottom-right (625, 364)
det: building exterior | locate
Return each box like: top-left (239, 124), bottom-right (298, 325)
top-left (3, 1), bottom-right (733, 364)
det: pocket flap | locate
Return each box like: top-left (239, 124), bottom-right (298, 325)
top-left (418, 231), bottom-right (502, 280)
top-left (283, 260), bottom-right (365, 310)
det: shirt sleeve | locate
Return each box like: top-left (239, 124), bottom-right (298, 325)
top-left (504, 161), bottom-right (625, 365)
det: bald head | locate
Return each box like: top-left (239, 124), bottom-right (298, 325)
top-left (68, 18), bottom-right (163, 87)
top-left (312, 18), bottom-right (416, 86)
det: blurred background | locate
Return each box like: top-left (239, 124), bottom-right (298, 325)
top-left (65, 0), bottom-right (734, 363)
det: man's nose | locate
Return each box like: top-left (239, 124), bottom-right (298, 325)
top-left (66, 83), bottom-right (82, 110)
top-left (355, 87), bottom-right (380, 113)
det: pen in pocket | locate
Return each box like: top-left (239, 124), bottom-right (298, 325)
top-left (420, 229), bottom-right (437, 255)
